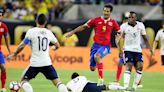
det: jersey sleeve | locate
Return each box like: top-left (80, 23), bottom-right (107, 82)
top-left (120, 24), bottom-right (125, 33)
top-left (85, 18), bottom-right (95, 27)
top-left (113, 20), bottom-right (120, 31)
top-left (140, 23), bottom-right (146, 35)
top-left (23, 29), bottom-right (31, 44)
top-left (155, 31), bottom-right (160, 41)
top-left (49, 31), bottom-right (58, 43)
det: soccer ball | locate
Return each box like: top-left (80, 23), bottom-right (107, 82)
top-left (9, 81), bottom-right (21, 92)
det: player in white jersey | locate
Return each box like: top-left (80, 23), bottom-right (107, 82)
top-left (66, 72), bottom-right (134, 92)
top-left (152, 21), bottom-right (164, 65)
top-left (116, 11), bottom-right (153, 90)
top-left (7, 14), bottom-right (68, 92)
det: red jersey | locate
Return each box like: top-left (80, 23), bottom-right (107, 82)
top-left (85, 16), bottom-right (120, 46)
top-left (0, 22), bottom-right (9, 51)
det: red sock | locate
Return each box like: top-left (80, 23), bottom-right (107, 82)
top-left (1, 71), bottom-right (6, 88)
top-left (116, 66), bottom-right (122, 82)
top-left (97, 63), bottom-right (103, 79)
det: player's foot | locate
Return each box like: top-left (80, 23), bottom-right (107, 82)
top-left (97, 79), bottom-right (104, 86)
top-left (126, 87), bottom-right (135, 92)
top-left (0, 88), bottom-right (7, 92)
top-left (137, 84), bottom-right (143, 88)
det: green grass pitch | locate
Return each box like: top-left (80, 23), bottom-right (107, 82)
top-left (6, 68), bottom-right (164, 92)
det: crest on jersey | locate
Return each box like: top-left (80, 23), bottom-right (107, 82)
top-left (0, 28), bottom-right (4, 32)
top-left (98, 22), bottom-right (102, 24)
top-left (108, 22), bottom-right (113, 26)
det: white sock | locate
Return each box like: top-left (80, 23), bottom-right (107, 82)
top-left (57, 82), bottom-right (68, 92)
top-left (133, 71), bottom-right (142, 90)
top-left (124, 71), bottom-right (131, 88)
top-left (21, 81), bottom-right (33, 92)
top-left (109, 85), bottom-right (126, 90)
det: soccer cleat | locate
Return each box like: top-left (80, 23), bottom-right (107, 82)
top-left (126, 87), bottom-right (135, 92)
top-left (97, 79), bottom-right (104, 86)
top-left (137, 84), bottom-right (143, 88)
top-left (0, 88), bottom-right (6, 92)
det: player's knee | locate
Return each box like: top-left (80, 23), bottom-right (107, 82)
top-left (94, 53), bottom-right (101, 63)
top-left (136, 65), bottom-right (143, 71)
top-left (125, 62), bottom-right (133, 71)
top-left (0, 66), bottom-right (6, 72)
top-left (90, 67), bottom-right (96, 71)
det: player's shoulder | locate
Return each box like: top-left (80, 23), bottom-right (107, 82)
top-left (120, 22), bottom-right (128, 27)
top-left (110, 18), bottom-right (117, 22)
top-left (1, 22), bottom-right (7, 27)
top-left (91, 16), bottom-right (101, 21)
top-left (157, 29), bottom-right (164, 34)
top-left (136, 21), bottom-right (144, 26)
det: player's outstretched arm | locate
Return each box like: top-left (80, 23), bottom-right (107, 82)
top-left (7, 41), bottom-right (26, 60)
top-left (4, 33), bottom-right (11, 54)
top-left (152, 40), bottom-right (158, 55)
top-left (66, 25), bottom-right (88, 38)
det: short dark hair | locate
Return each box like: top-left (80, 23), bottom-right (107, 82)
top-left (129, 11), bottom-right (137, 16)
top-left (36, 14), bottom-right (47, 25)
top-left (104, 4), bottom-right (113, 12)
top-left (71, 72), bottom-right (79, 79)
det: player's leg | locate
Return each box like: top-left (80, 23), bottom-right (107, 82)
top-left (89, 43), bottom-right (99, 71)
top-left (42, 65), bottom-right (68, 92)
top-left (123, 51), bottom-right (133, 88)
top-left (20, 66), bottom-right (39, 92)
top-left (115, 57), bottom-right (124, 82)
top-left (0, 52), bottom-right (6, 92)
top-left (82, 83), bottom-right (103, 92)
top-left (134, 62), bottom-right (143, 88)
top-left (161, 55), bottom-right (164, 65)
top-left (132, 52), bottom-right (143, 90)
top-left (95, 45), bottom-right (110, 85)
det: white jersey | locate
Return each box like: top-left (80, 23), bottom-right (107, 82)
top-left (155, 29), bottom-right (164, 55)
top-left (66, 76), bottom-right (89, 92)
top-left (25, 27), bottom-right (58, 67)
top-left (120, 21), bottom-right (146, 52)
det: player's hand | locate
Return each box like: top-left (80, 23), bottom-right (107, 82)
top-left (6, 53), bottom-right (15, 60)
top-left (65, 31), bottom-right (74, 38)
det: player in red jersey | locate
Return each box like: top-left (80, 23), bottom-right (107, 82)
top-left (66, 4), bottom-right (120, 86)
top-left (0, 9), bottom-right (11, 92)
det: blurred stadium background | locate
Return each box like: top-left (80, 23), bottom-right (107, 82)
top-left (0, 0), bottom-right (164, 92)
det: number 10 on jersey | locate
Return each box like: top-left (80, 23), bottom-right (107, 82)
top-left (38, 36), bottom-right (48, 51)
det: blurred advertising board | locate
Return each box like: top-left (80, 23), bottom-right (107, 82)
top-left (2, 46), bottom-right (164, 72)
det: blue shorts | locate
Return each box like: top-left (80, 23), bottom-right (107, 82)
top-left (90, 43), bottom-right (110, 67)
top-left (124, 51), bottom-right (143, 65)
top-left (82, 83), bottom-right (105, 92)
top-left (23, 65), bottom-right (58, 80)
top-left (0, 52), bottom-right (5, 64)
top-left (161, 55), bottom-right (164, 65)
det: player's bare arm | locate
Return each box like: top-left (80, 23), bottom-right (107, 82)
top-left (142, 35), bottom-right (153, 55)
top-left (4, 33), bottom-right (11, 54)
top-left (115, 31), bottom-right (124, 57)
top-left (7, 42), bottom-right (26, 60)
top-left (152, 40), bottom-right (158, 55)
top-left (51, 42), bottom-right (60, 51)
top-left (66, 25), bottom-right (88, 38)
